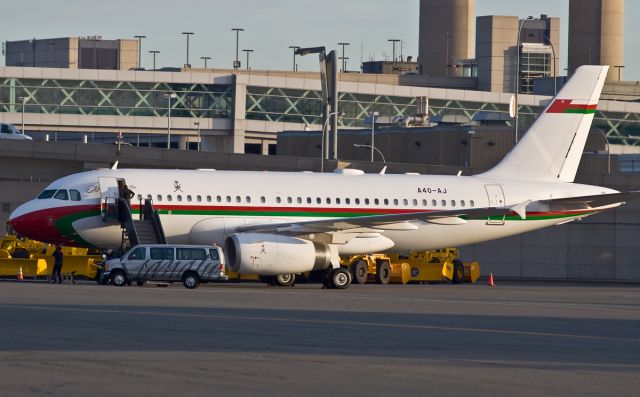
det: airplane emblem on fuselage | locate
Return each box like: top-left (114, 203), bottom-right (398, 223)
top-left (173, 180), bottom-right (183, 192)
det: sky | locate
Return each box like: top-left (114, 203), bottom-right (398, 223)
top-left (1, 0), bottom-right (639, 80)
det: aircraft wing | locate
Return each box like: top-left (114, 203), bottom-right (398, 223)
top-left (534, 191), bottom-right (639, 210)
top-left (236, 205), bottom-right (523, 235)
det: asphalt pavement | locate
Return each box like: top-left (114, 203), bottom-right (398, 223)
top-left (0, 280), bottom-right (638, 397)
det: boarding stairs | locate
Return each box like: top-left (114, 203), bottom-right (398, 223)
top-left (103, 197), bottom-right (167, 250)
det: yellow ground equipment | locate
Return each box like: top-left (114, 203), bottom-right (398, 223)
top-left (0, 234), bottom-right (103, 280)
top-left (343, 249), bottom-right (480, 285)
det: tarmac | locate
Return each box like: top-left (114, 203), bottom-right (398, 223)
top-left (0, 280), bottom-right (638, 397)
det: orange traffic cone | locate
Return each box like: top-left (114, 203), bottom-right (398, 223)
top-left (17, 267), bottom-right (24, 281)
top-left (488, 273), bottom-right (495, 287)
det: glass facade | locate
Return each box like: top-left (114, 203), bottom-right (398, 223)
top-left (519, 51), bottom-right (552, 94)
top-left (0, 78), bottom-right (233, 118)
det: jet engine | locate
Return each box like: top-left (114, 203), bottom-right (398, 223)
top-left (224, 233), bottom-right (333, 275)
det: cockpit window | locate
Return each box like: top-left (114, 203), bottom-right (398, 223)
top-left (69, 190), bottom-right (81, 201)
top-left (54, 190), bottom-right (69, 201)
top-left (38, 190), bottom-right (57, 199)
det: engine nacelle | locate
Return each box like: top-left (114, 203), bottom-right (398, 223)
top-left (224, 233), bottom-right (333, 275)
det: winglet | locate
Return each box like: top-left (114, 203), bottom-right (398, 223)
top-left (111, 160), bottom-right (119, 170)
top-left (379, 166), bottom-right (387, 175)
top-left (509, 200), bottom-right (531, 220)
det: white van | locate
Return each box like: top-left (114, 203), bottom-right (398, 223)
top-left (104, 244), bottom-right (227, 289)
top-left (0, 123), bottom-right (32, 140)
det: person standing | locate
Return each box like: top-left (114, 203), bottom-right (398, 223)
top-left (51, 245), bottom-right (64, 284)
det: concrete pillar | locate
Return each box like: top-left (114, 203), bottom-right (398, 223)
top-left (230, 74), bottom-right (247, 153)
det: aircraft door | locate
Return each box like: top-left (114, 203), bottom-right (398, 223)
top-left (484, 184), bottom-right (506, 225)
top-left (99, 177), bottom-right (125, 221)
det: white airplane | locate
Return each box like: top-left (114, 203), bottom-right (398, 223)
top-left (8, 66), bottom-right (635, 288)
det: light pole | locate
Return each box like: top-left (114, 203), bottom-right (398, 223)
top-left (243, 49), bottom-right (254, 70)
top-left (614, 65), bottom-right (625, 81)
top-left (388, 39), bottom-right (401, 70)
top-left (354, 144), bottom-right (386, 163)
top-left (231, 28), bottom-right (244, 69)
top-left (320, 111), bottom-right (343, 173)
top-left (149, 50), bottom-right (160, 70)
top-left (514, 16), bottom-right (533, 144)
top-left (134, 35), bottom-right (146, 69)
top-left (288, 46), bottom-right (300, 71)
top-left (194, 121), bottom-right (201, 151)
top-left (164, 93), bottom-right (177, 149)
top-left (445, 32), bottom-right (451, 76)
top-left (182, 32), bottom-right (194, 67)
top-left (543, 35), bottom-right (557, 95)
top-left (18, 96), bottom-right (28, 134)
top-left (201, 56), bottom-right (211, 68)
top-left (338, 42), bottom-right (350, 72)
top-left (368, 111), bottom-right (379, 162)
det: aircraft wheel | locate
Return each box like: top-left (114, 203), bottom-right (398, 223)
top-left (275, 273), bottom-right (296, 287)
top-left (452, 260), bottom-right (465, 284)
top-left (329, 268), bottom-right (352, 289)
top-left (111, 270), bottom-right (128, 287)
top-left (182, 272), bottom-right (201, 289)
top-left (350, 260), bottom-right (369, 284)
top-left (375, 260), bottom-right (391, 284)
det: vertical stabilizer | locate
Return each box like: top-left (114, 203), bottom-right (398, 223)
top-left (481, 65), bottom-right (608, 182)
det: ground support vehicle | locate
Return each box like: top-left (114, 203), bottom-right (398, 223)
top-left (343, 249), bottom-right (480, 285)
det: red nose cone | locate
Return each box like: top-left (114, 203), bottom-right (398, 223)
top-left (9, 211), bottom-right (64, 244)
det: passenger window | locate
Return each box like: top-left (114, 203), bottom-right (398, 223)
top-left (177, 195), bottom-right (183, 202)
top-left (236, 196), bottom-right (241, 203)
top-left (128, 247), bottom-right (146, 260)
top-left (276, 197), bottom-right (282, 204)
top-left (69, 190), bottom-right (81, 201)
top-left (216, 196), bottom-right (222, 203)
top-left (336, 198), bottom-right (341, 205)
top-left (307, 197), bottom-right (312, 204)
top-left (297, 197), bottom-right (302, 204)
top-left (461, 200), bottom-right (466, 207)
top-left (373, 199), bottom-right (378, 205)
top-left (176, 248), bottom-right (207, 260)
top-left (206, 195), bottom-right (212, 202)
top-left (150, 247), bottom-right (174, 260)
top-left (355, 198), bottom-right (360, 205)
top-left (37, 189), bottom-right (57, 199)
top-left (246, 196), bottom-right (251, 203)
top-left (197, 195), bottom-right (202, 202)
top-left (470, 200), bottom-right (475, 207)
top-left (432, 199), bottom-right (437, 206)
top-left (157, 195), bottom-right (163, 202)
top-left (393, 199), bottom-right (399, 206)
top-left (136, 194), bottom-right (142, 201)
top-left (54, 190), bottom-right (69, 201)
top-left (364, 198), bottom-right (369, 205)
top-left (287, 197), bottom-right (293, 204)
top-left (441, 200), bottom-right (446, 207)
top-left (226, 196), bottom-right (231, 203)
top-left (167, 195), bottom-right (172, 202)
top-left (261, 196), bottom-right (266, 203)
top-left (316, 197), bottom-right (321, 204)
top-left (412, 199), bottom-right (417, 206)
top-left (345, 198), bottom-right (349, 205)
top-left (187, 195), bottom-right (192, 202)
top-left (146, 194), bottom-right (152, 201)
top-left (451, 200), bottom-right (456, 207)
top-left (384, 199), bottom-right (389, 206)
top-left (326, 198), bottom-right (331, 204)
top-left (209, 249), bottom-right (220, 260)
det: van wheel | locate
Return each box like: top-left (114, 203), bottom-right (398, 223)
top-left (452, 260), bottom-right (464, 284)
top-left (182, 272), bottom-right (200, 289)
top-left (111, 270), bottom-right (127, 287)
top-left (275, 273), bottom-right (296, 287)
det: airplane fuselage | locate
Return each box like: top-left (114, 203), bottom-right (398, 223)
top-left (9, 168), bottom-right (616, 252)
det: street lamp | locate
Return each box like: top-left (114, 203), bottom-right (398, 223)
top-left (514, 16), bottom-right (533, 144)
top-left (543, 35), bottom-right (557, 95)
top-left (134, 35), bottom-right (146, 69)
top-left (201, 56), bottom-right (211, 68)
top-left (388, 39), bottom-right (401, 68)
top-left (182, 32), bottom-right (194, 68)
top-left (149, 50), bottom-right (160, 70)
top-left (288, 46), bottom-right (300, 71)
top-left (18, 96), bottom-right (28, 134)
top-left (163, 93), bottom-right (178, 149)
top-left (320, 111), bottom-right (344, 173)
top-left (338, 42), bottom-right (350, 72)
top-left (368, 111), bottom-right (379, 162)
top-left (194, 121), bottom-right (201, 151)
top-left (231, 28), bottom-right (244, 69)
top-left (354, 144), bottom-right (386, 163)
top-left (243, 49), bottom-right (254, 70)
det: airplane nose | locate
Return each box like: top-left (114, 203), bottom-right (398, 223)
top-left (8, 202), bottom-right (33, 235)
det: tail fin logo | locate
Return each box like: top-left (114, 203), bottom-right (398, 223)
top-left (547, 99), bottom-right (597, 115)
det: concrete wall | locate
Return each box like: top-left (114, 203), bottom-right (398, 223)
top-left (418, 0), bottom-right (475, 77)
top-left (568, 0), bottom-right (624, 82)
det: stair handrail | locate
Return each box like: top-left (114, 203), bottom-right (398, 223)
top-left (118, 198), bottom-right (140, 247)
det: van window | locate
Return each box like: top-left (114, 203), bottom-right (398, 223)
top-left (38, 190), bottom-right (57, 199)
top-left (150, 247), bottom-right (174, 260)
top-left (209, 249), bottom-right (220, 260)
top-left (54, 190), bottom-right (69, 200)
top-left (128, 247), bottom-right (146, 260)
top-left (69, 190), bottom-right (81, 201)
top-left (176, 248), bottom-right (207, 260)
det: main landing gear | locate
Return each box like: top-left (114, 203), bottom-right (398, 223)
top-left (322, 267), bottom-right (352, 289)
